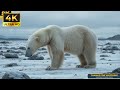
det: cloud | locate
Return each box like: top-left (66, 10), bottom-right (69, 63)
top-left (0, 11), bottom-right (120, 38)
top-left (19, 11), bottom-right (120, 28)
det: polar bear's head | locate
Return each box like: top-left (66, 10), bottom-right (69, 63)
top-left (25, 34), bottom-right (41, 57)
top-left (25, 30), bottom-right (49, 57)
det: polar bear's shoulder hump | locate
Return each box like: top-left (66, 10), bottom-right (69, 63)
top-left (46, 25), bottom-right (61, 29)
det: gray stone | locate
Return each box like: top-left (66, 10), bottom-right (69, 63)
top-left (28, 54), bottom-right (44, 60)
top-left (112, 67), bottom-right (120, 73)
top-left (102, 51), bottom-right (107, 53)
top-left (108, 50), bottom-right (114, 53)
top-left (5, 63), bottom-right (18, 67)
top-left (111, 46), bottom-right (119, 50)
top-left (112, 52), bottom-right (115, 54)
top-left (0, 51), bottom-right (3, 53)
top-left (0, 41), bottom-right (9, 44)
top-left (100, 55), bottom-right (109, 57)
top-left (0, 52), bottom-right (3, 55)
top-left (103, 46), bottom-right (119, 50)
top-left (2, 72), bottom-right (30, 79)
top-left (42, 51), bottom-right (48, 53)
top-left (65, 53), bottom-right (70, 56)
top-left (100, 58), bottom-right (106, 60)
top-left (41, 48), bottom-right (46, 50)
top-left (4, 53), bottom-right (19, 58)
top-left (47, 58), bottom-right (50, 60)
top-left (19, 47), bottom-right (26, 50)
top-left (107, 34), bottom-right (120, 40)
top-left (7, 49), bottom-right (22, 53)
top-left (105, 42), bottom-right (112, 45)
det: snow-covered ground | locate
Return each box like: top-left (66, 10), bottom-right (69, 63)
top-left (0, 40), bottom-right (120, 79)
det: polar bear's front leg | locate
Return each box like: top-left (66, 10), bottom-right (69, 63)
top-left (46, 35), bottom-right (64, 70)
top-left (46, 43), bottom-right (64, 71)
top-left (47, 45), bottom-right (53, 60)
top-left (46, 50), bottom-right (64, 70)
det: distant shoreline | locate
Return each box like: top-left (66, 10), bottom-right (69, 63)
top-left (0, 38), bottom-right (119, 41)
top-left (0, 39), bottom-right (27, 40)
top-left (98, 39), bottom-right (120, 41)
top-left (0, 34), bottom-right (120, 41)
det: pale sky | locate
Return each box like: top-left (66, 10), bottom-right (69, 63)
top-left (0, 11), bottom-right (120, 38)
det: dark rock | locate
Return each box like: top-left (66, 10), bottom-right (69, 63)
top-left (28, 54), bottom-right (44, 60)
top-left (103, 46), bottom-right (110, 50)
top-left (47, 58), bottom-right (50, 60)
top-left (2, 72), bottom-right (30, 79)
top-left (107, 34), bottom-right (120, 40)
top-left (0, 52), bottom-right (3, 55)
top-left (0, 47), bottom-right (2, 49)
top-left (4, 53), bottom-right (19, 58)
top-left (105, 42), bottom-right (112, 45)
top-left (42, 51), bottom-right (48, 53)
top-left (103, 46), bottom-right (119, 50)
top-left (5, 63), bottom-right (18, 67)
top-left (14, 50), bottom-right (22, 53)
top-left (74, 74), bottom-right (77, 76)
top-left (112, 46), bottom-right (119, 50)
top-left (100, 55), bottom-right (109, 57)
top-left (0, 41), bottom-right (9, 44)
top-left (1, 51), bottom-right (3, 53)
top-left (100, 58), bottom-right (106, 60)
top-left (112, 52), bottom-right (115, 54)
top-left (19, 47), bottom-right (26, 50)
top-left (38, 48), bottom-right (41, 50)
top-left (65, 53), bottom-right (70, 56)
top-left (112, 67), bottom-right (120, 73)
top-left (102, 50), bottom-right (107, 53)
top-left (108, 50), bottom-right (114, 53)
top-left (41, 48), bottom-right (46, 50)
top-left (6, 49), bottom-right (22, 53)
top-left (7, 50), bottom-right (11, 52)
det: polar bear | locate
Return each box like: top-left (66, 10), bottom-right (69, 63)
top-left (25, 25), bottom-right (97, 70)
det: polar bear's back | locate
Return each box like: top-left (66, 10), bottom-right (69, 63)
top-left (62, 25), bottom-right (91, 33)
top-left (45, 25), bottom-right (96, 55)
top-left (62, 25), bottom-right (97, 55)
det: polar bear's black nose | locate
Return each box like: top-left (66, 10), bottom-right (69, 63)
top-left (25, 53), bottom-right (32, 57)
top-left (25, 48), bottom-right (32, 57)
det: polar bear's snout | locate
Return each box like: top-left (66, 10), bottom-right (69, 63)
top-left (25, 47), bottom-right (32, 57)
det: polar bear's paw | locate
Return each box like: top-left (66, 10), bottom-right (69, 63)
top-left (83, 65), bottom-right (96, 68)
top-left (76, 65), bottom-right (85, 68)
top-left (76, 65), bottom-right (96, 68)
top-left (45, 66), bottom-right (58, 71)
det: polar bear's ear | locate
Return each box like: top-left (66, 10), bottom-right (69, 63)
top-left (35, 37), bottom-right (40, 42)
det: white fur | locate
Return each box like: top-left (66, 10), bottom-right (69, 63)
top-left (26, 25), bottom-right (97, 70)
